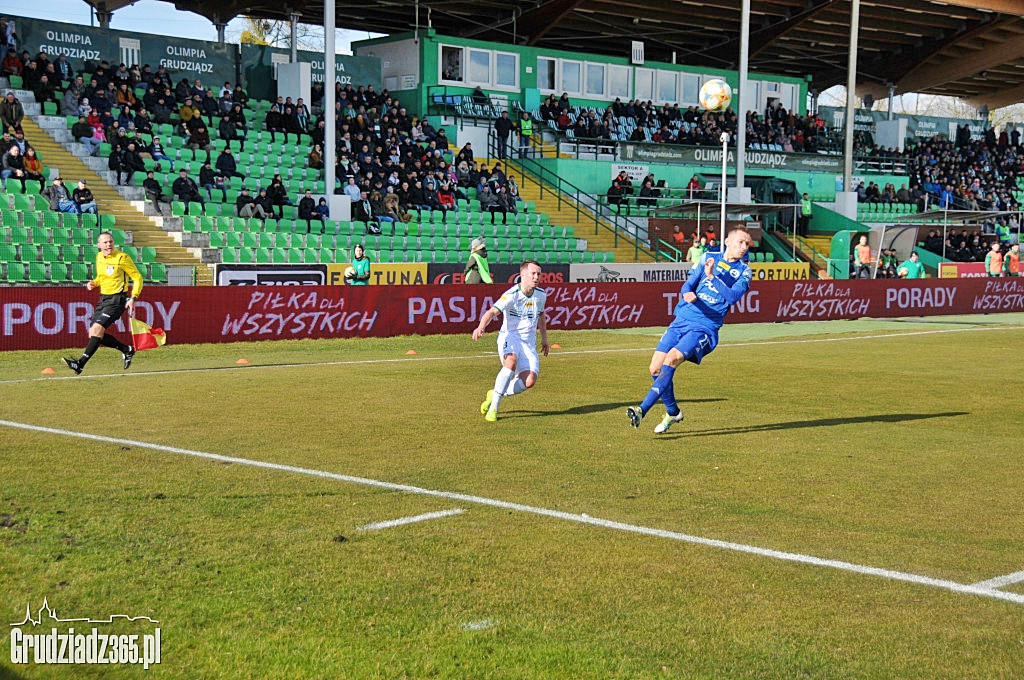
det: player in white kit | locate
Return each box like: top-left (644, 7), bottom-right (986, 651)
top-left (471, 260), bottom-right (549, 422)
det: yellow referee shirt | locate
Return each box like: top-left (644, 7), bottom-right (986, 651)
top-left (92, 249), bottom-right (144, 298)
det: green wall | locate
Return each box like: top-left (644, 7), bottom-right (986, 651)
top-left (355, 29), bottom-right (809, 121)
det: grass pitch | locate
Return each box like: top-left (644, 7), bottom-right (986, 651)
top-left (2, 314), bottom-right (1024, 679)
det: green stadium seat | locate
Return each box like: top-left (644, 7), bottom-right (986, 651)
top-left (140, 246), bottom-right (158, 263)
top-left (27, 262), bottom-right (48, 282)
top-left (71, 262), bottom-right (91, 281)
top-left (80, 213), bottom-right (98, 228)
top-left (12, 194), bottom-right (33, 211)
top-left (50, 262), bottom-right (70, 283)
top-left (149, 262), bottom-right (167, 283)
top-left (36, 212), bottom-right (57, 229)
top-left (7, 262), bottom-right (26, 282)
top-left (40, 244), bottom-right (61, 262)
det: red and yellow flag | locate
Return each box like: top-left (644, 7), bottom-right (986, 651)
top-left (130, 317), bottom-right (167, 351)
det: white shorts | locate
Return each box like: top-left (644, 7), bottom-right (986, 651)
top-left (497, 331), bottom-right (540, 375)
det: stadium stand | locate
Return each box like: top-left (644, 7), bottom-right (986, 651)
top-left (0, 46), bottom-right (615, 285)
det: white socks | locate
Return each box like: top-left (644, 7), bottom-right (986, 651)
top-left (505, 378), bottom-right (526, 396)
top-left (490, 367), bottom-right (516, 412)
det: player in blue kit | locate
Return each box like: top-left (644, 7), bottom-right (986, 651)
top-left (627, 227), bottom-right (752, 433)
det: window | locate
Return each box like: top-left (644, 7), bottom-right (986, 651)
top-left (561, 60), bottom-right (582, 94)
top-left (439, 44), bottom-right (518, 90)
top-left (780, 83), bottom-right (798, 114)
top-left (538, 57), bottom-right (556, 90)
top-left (657, 70), bottom-right (677, 103)
top-left (635, 68), bottom-right (654, 101)
top-left (586, 63), bottom-right (605, 97)
top-left (608, 65), bottom-right (630, 99)
top-left (681, 74), bottom-right (700, 105)
top-left (441, 45), bottom-right (463, 82)
top-left (468, 49), bottom-right (490, 83)
top-left (495, 52), bottom-right (518, 87)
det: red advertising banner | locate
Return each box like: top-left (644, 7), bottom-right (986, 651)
top-left (2, 278), bottom-right (1023, 351)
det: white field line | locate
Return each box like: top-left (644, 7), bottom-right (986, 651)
top-left (3, 325), bottom-right (1021, 386)
top-left (357, 508), bottom-right (464, 532)
top-left (2, 418), bottom-right (1022, 607)
top-left (972, 569), bottom-right (1024, 590)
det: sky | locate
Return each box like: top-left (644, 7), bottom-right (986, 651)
top-left (0, 0), bottom-right (380, 53)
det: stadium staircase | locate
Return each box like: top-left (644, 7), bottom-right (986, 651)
top-left (498, 160), bottom-right (654, 263)
top-left (773, 231), bottom-right (832, 278)
top-left (18, 117), bottom-right (210, 284)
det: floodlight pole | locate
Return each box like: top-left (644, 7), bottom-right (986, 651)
top-left (942, 209), bottom-right (948, 260)
top-left (843, 0), bottom-right (860, 192)
top-left (324, 0), bottom-right (336, 199)
top-left (736, 0), bottom-right (750, 190)
top-left (720, 131), bottom-right (729, 246)
top-left (290, 13), bottom-right (300, 62)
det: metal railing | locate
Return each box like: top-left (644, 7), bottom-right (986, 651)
top-left (486, 130), bottom-right (656, 261)
top-left (655, 238), bottom-right (685, 263)
top-left (794, 235), bottom-right (830, 271)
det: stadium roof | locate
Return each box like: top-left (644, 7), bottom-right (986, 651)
top-left (92, 0), bottom-right (1024, 106)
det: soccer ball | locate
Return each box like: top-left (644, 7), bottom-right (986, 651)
top-left (699, 79), bottom-right (732, 112)
top-left (344, 266), bottom-right (356, 280)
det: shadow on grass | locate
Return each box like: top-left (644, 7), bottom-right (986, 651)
top-left (506, 398), bottom-right (726, 418)
top-left (0, 666), bottom-right (27, 680)
top-left (659, 411), bottom-right (969, 439)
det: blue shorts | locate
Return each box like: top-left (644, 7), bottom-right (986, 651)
top-left (655, 326), bottom-right (718, 364)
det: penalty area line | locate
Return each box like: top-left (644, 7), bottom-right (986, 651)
top-left (972, 569), bottom-right (1024, 590)
top-left (2, 417), bottom-right (1023, 607)
top-left (1, 324), bottom-right (1021, 386)
top-left (356, 508), bottom-right (465, 532)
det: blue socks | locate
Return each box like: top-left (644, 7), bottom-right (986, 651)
top-left (640, 364), bottom-right (676, 416)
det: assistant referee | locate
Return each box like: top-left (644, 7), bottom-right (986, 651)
top-left (62, 231), bottom-right (144, 375)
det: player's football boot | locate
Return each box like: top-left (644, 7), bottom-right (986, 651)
top-left (61, 357), bottom-right (83, 375)
top-left (122, 345), bottom-right (135, 370)
top-left (654, 411), bottom-right (685, 434)
top-left (480, 389), bottom-right (494, 415)
top-left (484, 409), bottom-right (498, 422)
top-left (626, 406), bottom-right (642, 429)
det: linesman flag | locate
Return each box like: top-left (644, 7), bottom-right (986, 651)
top-left (130, 317), bottom-right (167, 350)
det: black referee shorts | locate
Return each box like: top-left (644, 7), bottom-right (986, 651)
top-left (91, 293), bottom-right (128, 328)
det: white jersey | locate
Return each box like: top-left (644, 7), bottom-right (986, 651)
top-left (493, 284), bottom-right (546, 343)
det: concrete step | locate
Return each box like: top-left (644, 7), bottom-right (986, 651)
top-left (19, 116), bottom-right (214, 285)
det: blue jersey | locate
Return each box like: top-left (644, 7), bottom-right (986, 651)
top-left (670, 252), bottom-right (752, 333)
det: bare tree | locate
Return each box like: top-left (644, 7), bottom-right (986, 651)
top-left (231, 16), bottom-right (325, 51)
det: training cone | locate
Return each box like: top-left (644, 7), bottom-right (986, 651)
top-left (40, 367), bottom-right (56, 374)
top-left (551, 344), bottom-right (562, 349)
top-left (236, 358), bottom-right (250, 364)
top-left (405, 350), bottom-right (418, 355)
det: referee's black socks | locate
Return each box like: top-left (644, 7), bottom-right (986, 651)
top-left (79, 336), bottom-right (103, 365)
top-left (100, 334), bottom-right (130, 354)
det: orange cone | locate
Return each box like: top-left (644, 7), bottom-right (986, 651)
top-left (551, 343), bottom-right (562, 349)
top-left (236, 358), bottom-right (250, 364)
top-left (405, 350), bottom-right (418, 355)
top-left (40, 367), bottom-right (56, 374)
